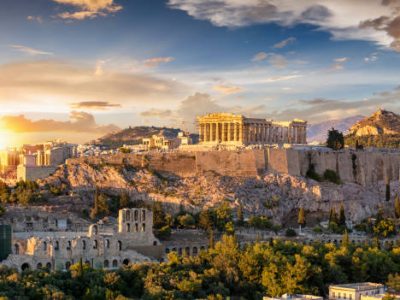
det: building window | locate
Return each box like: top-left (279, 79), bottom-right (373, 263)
top-left (106, 239), bottom-right (110, 249)
top-left (142, 223), bottom-right (146, 232)
top-left (127, 223), bottom-right (131, 232)
top-left (55, 241), bottom-right (59, 251)
top-left (104, 260), bottom-right (109, 268)
top-left (14, 244), bottom-right (20, 255)
top-left (118, 241), bottom-right (122, 251)
top-left (65, 261), bottom-right (71, 270)
top-left (112, 259), bottom-right (118, 268)
top-left (93, 240), bottom-right (98, 249)
top-left (82, 240), bottom-right (86, 250)
top-left (134, 210), bottom-right (138, 221)
top-left (43, 241), bottom-right (47, 252)
top-left (135, 223), bottom-right (139, 232)
top-left (192, 247), bottom-right (198, 256)
top-left (142, 210), bottom-right (146, 221)
top-left (126, 210), bottom-right (131, 221)
top-left (67, 241), bottom-right (71, 250)
top-left (36, 263), bottom-right (42, 269)
top-left (153, 241), bottom-right (157, 246)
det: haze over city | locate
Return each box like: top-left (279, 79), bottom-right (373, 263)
top-left (1, 0), bottom-right (400, 146)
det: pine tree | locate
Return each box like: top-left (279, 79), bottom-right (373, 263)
top-left (298, 207), bottom-right (306, 229)
top-left (395, 195), bottom-right (400, 219)
top-left (342, 229), bottom-right (350, 248)
top-left (339, 204), bottom-right (346, 227)
top-left (326, 128), bottom-right (345, 150)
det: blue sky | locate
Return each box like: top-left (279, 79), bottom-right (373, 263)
top-left (1, 0), bottom-right (400, 144)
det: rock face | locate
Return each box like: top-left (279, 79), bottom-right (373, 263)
top-left (349, 109), bottom-right (400, 137)
top-left (40, 162), bottom-right (397, 224)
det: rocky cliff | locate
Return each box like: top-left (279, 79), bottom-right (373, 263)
top-left (40, 161), bottom-right (397, 225)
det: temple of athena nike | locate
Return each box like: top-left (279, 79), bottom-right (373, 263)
top-left (197, 113), bottom-right (307, 145)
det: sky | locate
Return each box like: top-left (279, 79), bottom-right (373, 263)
top-left (1, 0), bottom-right (400, 146)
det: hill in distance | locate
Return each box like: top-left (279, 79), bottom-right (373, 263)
top-left (95, 126), bottom-right (198, 147)
top-left (307, 115), bottom-right (364, 144)
top-left (346, 109), bottom-right (400, 148)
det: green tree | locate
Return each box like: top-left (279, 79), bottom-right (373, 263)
top-left (326, 128), bottom-right (344, 150)
top-left (178, 214), bottom-right (195, 228)
top-left (339, 204), bottom-right (346, 227)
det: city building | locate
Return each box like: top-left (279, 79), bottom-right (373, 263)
top-left (0, 208), bottom-right (163, 271)
top-left (142, 134), bottom-right (180, 151)
top-left (329, 283), bottom-right (386, 300)
top-left (197, 113), bottom-right (307, 146)
top-left (264, 294), bottom-right (323, 300)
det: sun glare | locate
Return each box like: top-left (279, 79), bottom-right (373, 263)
top-left (0, 131), bottom-right (10, 150)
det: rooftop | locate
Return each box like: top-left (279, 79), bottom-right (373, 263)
top-left (330, 282), bottom-right (384, 291)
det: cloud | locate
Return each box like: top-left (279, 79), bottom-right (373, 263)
top-left (167, 0), bottom-right (400, 51)
top-left (144, 57), bottom-right (175, 67)
top-left (140, 108), bottom-right (174, 118)
top-left (10, 45), bottom-right (53, 56)
top-left (27, 16), bottom-right (43, 23)
top-left (365, 52), bottom-right (379, 62)
top-left (0, 111), bottom-right (119, 134)
top-left (273, 37), bottom-right (296, 48)
top-left (252, 52), bottom-right (268, 62)
top-left (252, 52), bottom-right (288, 68)
top-left (52, 0), bottom-right (122, 20)
top-left (70, 101), bottom-right (121, 110)
top-left (330, 57), bottom-right (349, 71)
top-left (213, 84), bottom-right (242, 95)
top-left (0, 60), bottom-right (185, 111)
top-left (264, 74), bottom-right (302, 83)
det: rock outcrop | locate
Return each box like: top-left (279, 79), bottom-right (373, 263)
top-left (349, 109), bottom-right (400, 137)
top-left (40, 162), bottom-right (398, 224)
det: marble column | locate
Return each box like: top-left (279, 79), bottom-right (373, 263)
top-left (216, 123), bottom-right (220, 142)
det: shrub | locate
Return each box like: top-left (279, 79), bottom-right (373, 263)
top-left (285, 228), bottom-right (297, 237)
top-left (323, 169), bottom-right (341, 184)
top-left (306, 164), bottom-right (321, 181)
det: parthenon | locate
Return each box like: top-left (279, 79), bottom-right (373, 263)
top-left (197, 113), bottom-right (307, 145)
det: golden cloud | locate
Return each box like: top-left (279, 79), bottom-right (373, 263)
top-left (0, 111), bottom-right (120, 134)
top-left (213, 84), bottom-right (242, 95)
top-left (52, 0), bottom-right (122, 20)
top-left (0, 60), bottom-right (186, 111)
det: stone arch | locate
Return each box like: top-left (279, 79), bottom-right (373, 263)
top-left (21, 263), bottom-right (30, 271)
top-left (200, 246), bottom-right (205, 251)
top-left (172, 247), bottom-right (177, 252)
top-left (14, 243), bottom-right (20, 255)
top-left (118, 240), bottom-right (122, 251)
top-left (36, 262), bottom-right (43, 269)
top-left (185, 246), bottom-right (190, 256)
top-left (192, 247), bottom-right (198, 256)
top-left (123, 258), bottom-right (130, 265)
top-left (178, 248), bottom-right (182, 255)
top-left (65, 261), bottom-right (71, 270)
top-left (104, 260), bottom-right (109, 268)
top-left (112, 259), bottom-right (118, 268)
top-left (46, 262), bottom-right (52, 270)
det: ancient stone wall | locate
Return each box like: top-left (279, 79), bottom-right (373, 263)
top-left (66, 148), bottom-right (400, 186)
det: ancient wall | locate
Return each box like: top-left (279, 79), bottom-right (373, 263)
top-left (66, 148), bottom-right (400, 186)
top-left (17, 165), bottom-right (57, 181)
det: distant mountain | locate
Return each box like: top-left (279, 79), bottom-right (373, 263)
top-left (95, 126), bottom-right (198, 147)
top-left (307, 115), bottom-right (364, 143)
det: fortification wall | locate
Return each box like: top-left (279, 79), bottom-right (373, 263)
top-left (66, 148), bottom-right (400, 186)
